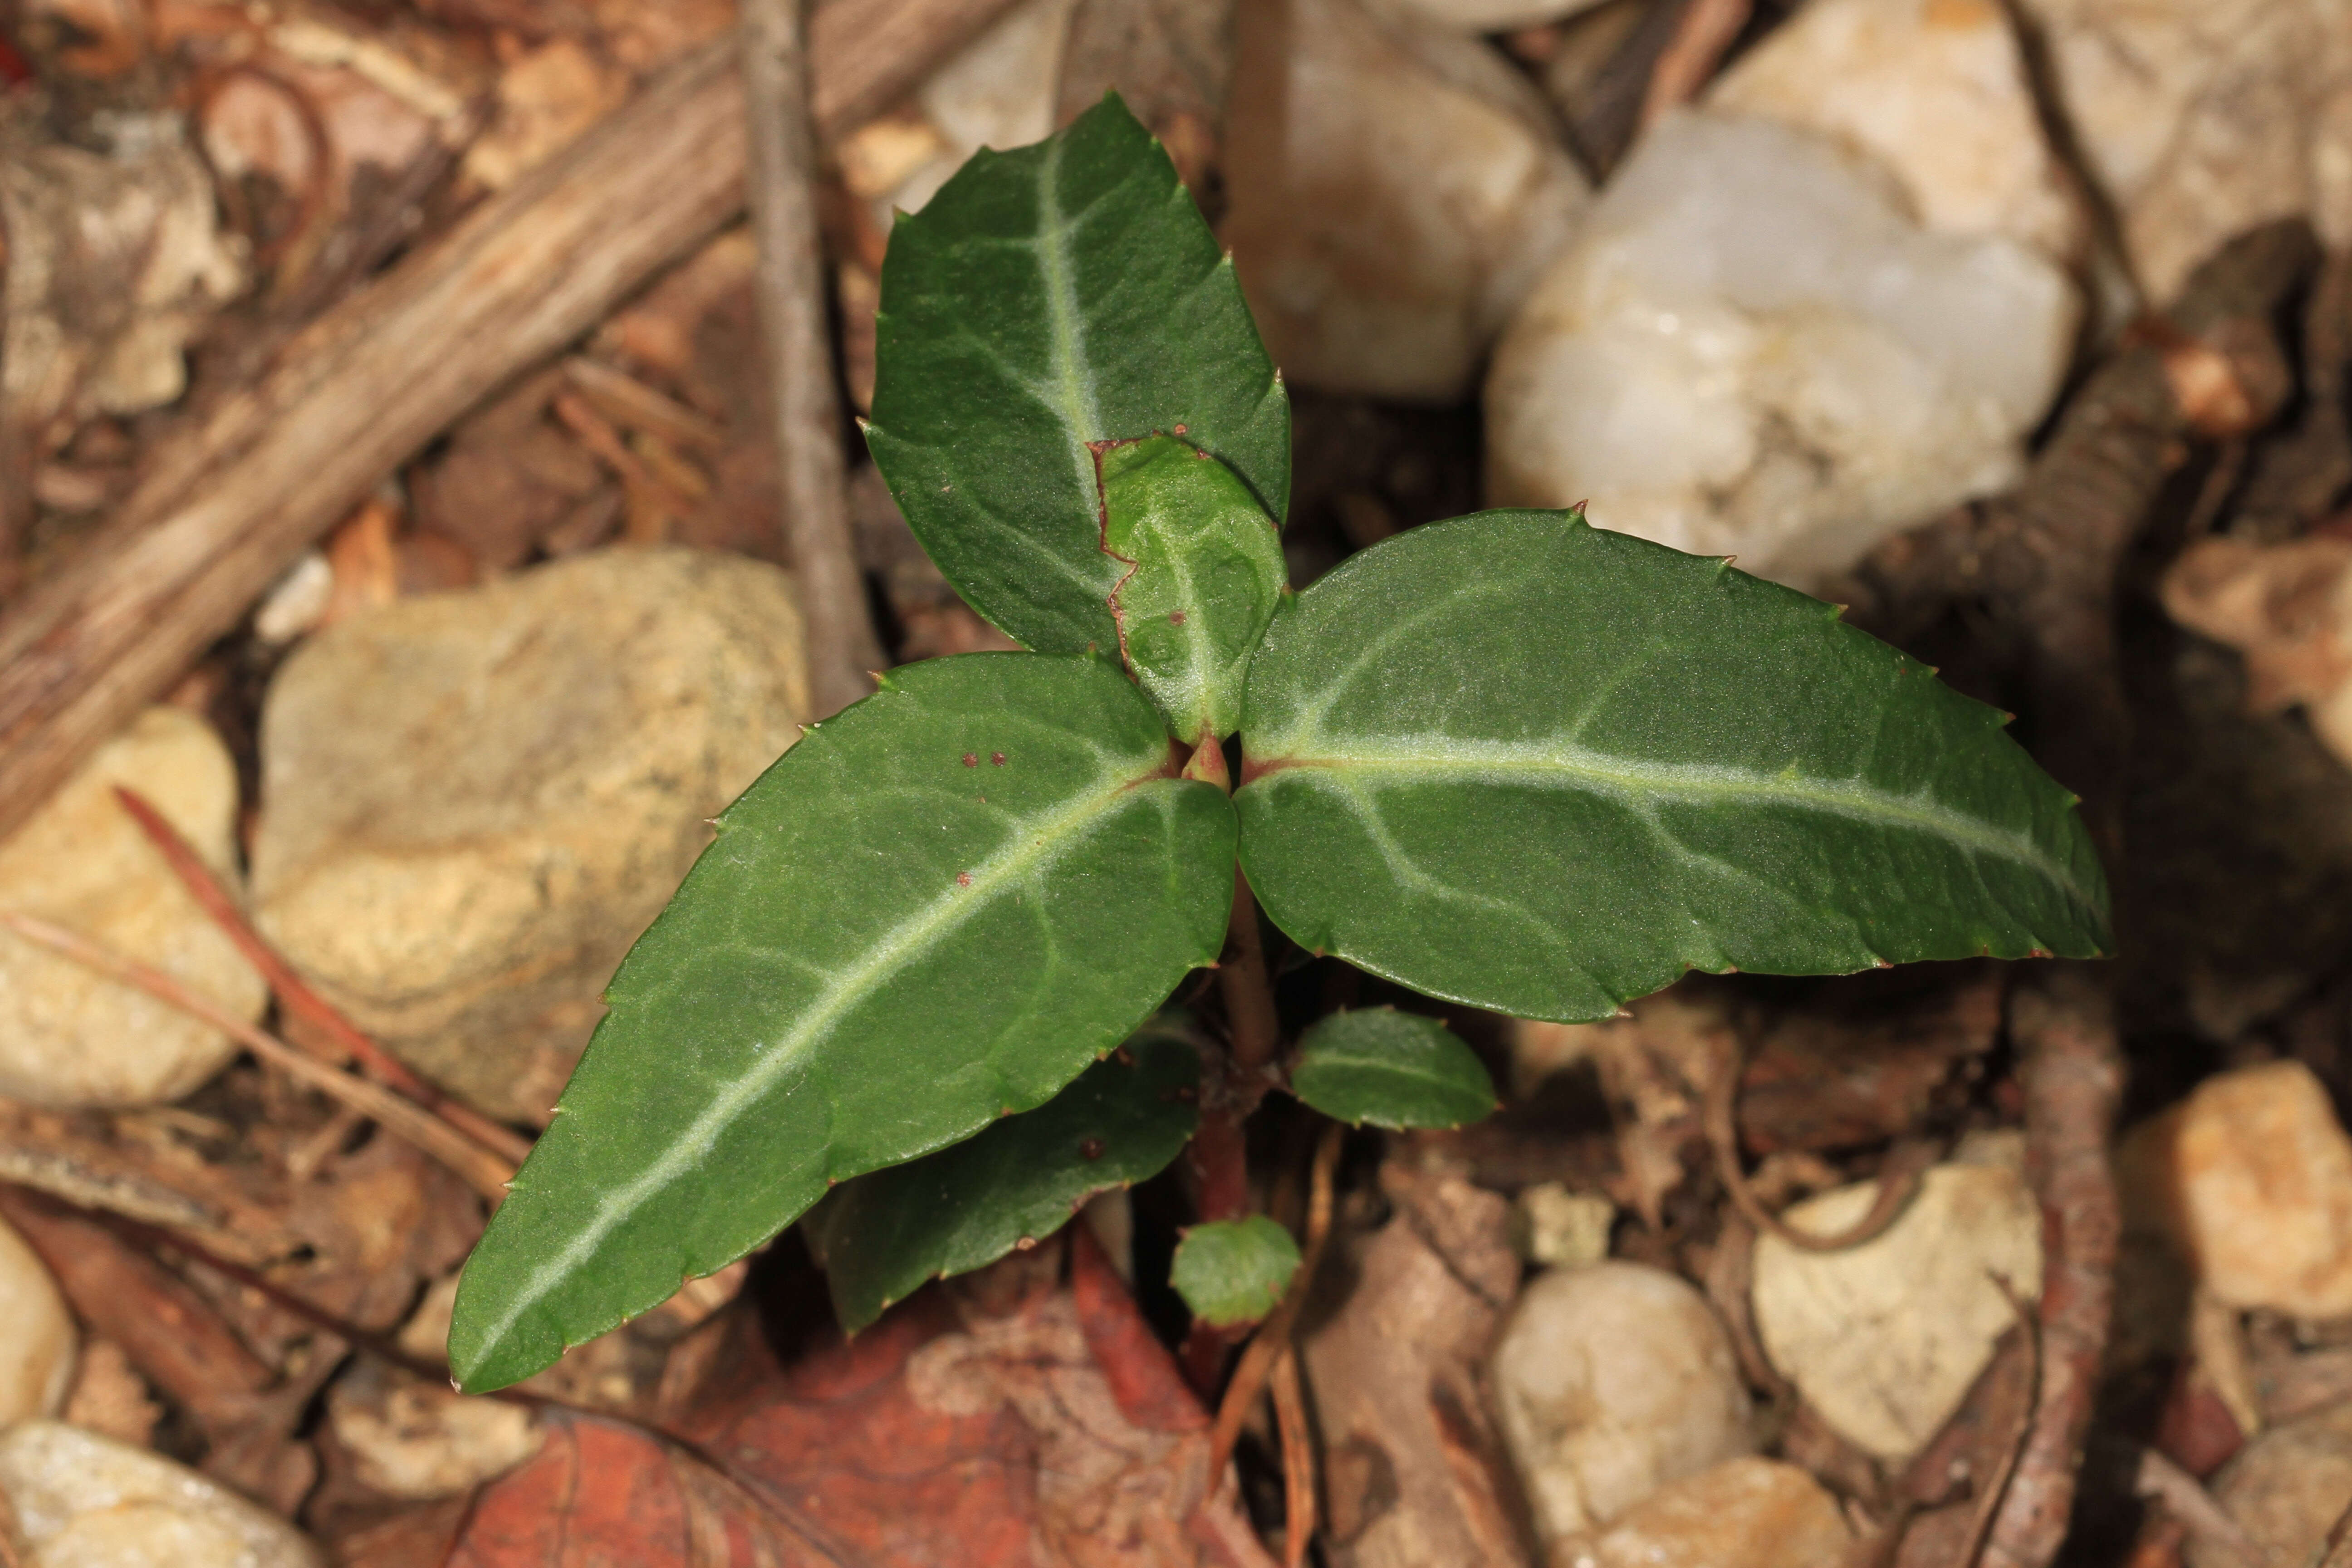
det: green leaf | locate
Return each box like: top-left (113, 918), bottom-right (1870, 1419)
top-left (864, 93), bottom-right (1289, 655)
top-left (1171, 1215), bottom-right (1301, 1328)
top-left (450, 654), bottom-right (1235, 1392)
top-left (1236, 511), bottom-right (2111, 1023)
top-left (1289, 1009), bottom-right (1496, 1129)
top-left (806, 1018), bottom-right (1202, 1332)
top-left (1098, 435), bottom-right (1288, 742)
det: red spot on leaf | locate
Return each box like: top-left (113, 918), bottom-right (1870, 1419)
top-left (1172, 424), bottom-right (1187, 435)
top-left (956, 872), bottom-right (974, 887)
top-left (991, 751), bottom-right (1006, 765)
top-left (1169, 611), bottom-right (1186, 625)
top-left (962, 753), bottom-right (978, 767)
top-left (1079, 1137), bottom-right (1107, 1161)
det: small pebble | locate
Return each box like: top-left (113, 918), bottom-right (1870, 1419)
top-left (1491, 1261), bottom-right (1755, 1542)
top-left (1485, 110), bottom-right (2075, 590)
top-left (328, 1360), bottom-right (543, 1500)
top-left (0, 707), bottom-right (265, 1108)
top-left (0, 1212), bottom-right (74, 1426)
top-left (1751, 1161), bottom-right (2042, 1460)
top-left (1560, 1457), bottom-right (1853, 1568)
top-left (1226, 0), bottom-right (1589, 403)
top-left (0, 1421), bottom-right (320, 1568)
top-left (1511, 1183), bottom-right (1615, 1267)
top-left (2120, 1060), bottom-right (2352, 1320)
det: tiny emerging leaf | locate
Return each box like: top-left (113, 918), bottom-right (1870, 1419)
top-left (806, 1019), bottom-right (1201, 1332)
top-left (1097, 434), bottom-right (1288, 742)
top-left (1170, 1215), bottom-right (1301, 1328)
top-left (1289, 1008), bottom-right (1497, 1130)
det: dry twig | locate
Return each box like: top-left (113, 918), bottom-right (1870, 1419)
top-left (113, 785), bottom-right (534, 1167)
top-left (1705, 1036), bottom-right (1932, 1252)
top-left (1636, 0), bottom-right (1753, 129)
top-left (1978, 967), bottom-right (2123, 1568)
top-left (0, 0), bottom-right (1023, 840)
top-left (742, 0), bottom-right (885, 715)
top-left (1270, 1347), bottom-right (1317, 1568)
top-left (1206, 1122), bottom-right (1345, 1487)
top-left (0, 913), bottom-right (515, 1202)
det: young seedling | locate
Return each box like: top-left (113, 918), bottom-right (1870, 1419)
top-left (446, 97), bottom-right (2108, 1392)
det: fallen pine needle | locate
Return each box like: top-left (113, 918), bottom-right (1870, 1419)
top-left (1270, 1346), bottom-right (1316, 1568)
top-left (1205, 1121), bottom-right (1344, 1487)
top-left (0, 911), bottom-right (515, 1204)
top-left (113, 785), bottom-right (534, 1167)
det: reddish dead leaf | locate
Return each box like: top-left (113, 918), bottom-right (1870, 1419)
top-left (448, 1413), bottom-right (817, 1567)
top-left (432, 1246), bottom-right (1269, 1568)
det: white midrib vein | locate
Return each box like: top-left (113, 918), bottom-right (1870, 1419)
top-left (1264, 735), bottom-right (2096, 911)
top-left (469, 756), bottom-right (1161, 1365)
top-left (1035, 134), bottom-right (1106, 526)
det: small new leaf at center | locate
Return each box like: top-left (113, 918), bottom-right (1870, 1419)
top-left (1098, 434), bottom-right (1288, 742)
top-left (1171, 1215), bottom-right (1301, 1328)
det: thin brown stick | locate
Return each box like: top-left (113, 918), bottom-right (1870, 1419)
top-left (1636, 0), bottom-right (1753, 129)
top-left (0, 0), bottom-right (1024, 843)
top-left (742, 0), bottom-right (884, 717)
top-left (1206, 1121), bottom-right (1344, 1486)
top-left (0, 913), bottom-right (514, 1203)
top-left (1978, 965), bottom-right (2123, 1568)
top-left (1951, 1279), bottom-right (2042, 1568)
top-left (1705, 1037), bottom-right (1931, 1252)
top-left (113, 785), bottom-right (534, 1167)
top-left (1271, 1346), bottom-right (1317, 1568)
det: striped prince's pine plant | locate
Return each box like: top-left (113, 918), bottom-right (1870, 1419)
top-left (446, 95), bottom-right (2110, 1393)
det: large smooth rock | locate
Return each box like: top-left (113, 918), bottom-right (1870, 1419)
top-left (2019, 0), bottom-right (2352, 304)
top-left (0, 1213), bottom-right (74, 1427)
top-left (1752, 1161), bottom-right (2043, 1460)
top-left (1490, 1261), bottom-right (1755, 1544)
top-left (0, 707), bottom-right (266, 1108)
top-left (1225, 0), bottom-right (1589, 403)
top-left (251, 547), bottom-right (808, 1121)
top-left (2194, 1400), bottom-right (2352, 1568)
top-left (1568, 1457), bottom-right (1853, 1568)
top-left (1706, 0), bottom-right (2084, 260)
top-left (0, 1421), bottom-right (320, 1568)
top-left (2120, 1060), bottom-right (2352, 1320)
top-left (1486, 111), bottom-right (2075, 590)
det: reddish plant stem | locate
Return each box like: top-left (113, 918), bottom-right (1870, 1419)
top-left (1180, 865), bottom-right (1287, 1392)
top-left (114, 785), bottom-right (534, 1167)
top-left (1219, 867), bottom-right (1282, 1077)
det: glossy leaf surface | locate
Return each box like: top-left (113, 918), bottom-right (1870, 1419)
top-left (1170, 1215), bottom-right (1300, 1328)
top-left (864, 94), bottom-right (1289, 655)
top-left (451, 654), bottom-right (1235, 1392)
top-left (1237, 512), bottom-right (2110, 1023)
top-left (806, 1019), bottom-right (1201, 1331)
top-left (1289, 1008), bottom-right (1496, 1129)
top-left (1098, 435), bottom-right (1288, 742)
